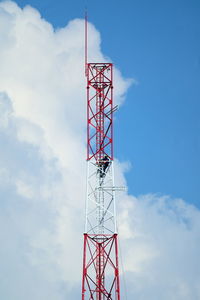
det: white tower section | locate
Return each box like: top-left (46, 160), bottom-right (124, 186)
top-left (85, 159), bottom-right (117, 235)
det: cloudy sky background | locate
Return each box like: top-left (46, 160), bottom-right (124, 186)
top-left (0, 1), bottom-right (200, 299)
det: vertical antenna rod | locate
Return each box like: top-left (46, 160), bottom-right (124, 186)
top-left (85, 10), bottom-right (88, 77)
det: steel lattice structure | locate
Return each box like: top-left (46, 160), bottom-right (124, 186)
top-left (82, 15), bottom-right (122, 300)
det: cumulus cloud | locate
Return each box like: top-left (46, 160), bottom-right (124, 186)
top-left (117, 193), bottom-right (200, 299)
top-left (0, 1), bottom-right (199, 300)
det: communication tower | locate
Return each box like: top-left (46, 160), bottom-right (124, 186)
top-left (82, 14), bottom-right (123, 300)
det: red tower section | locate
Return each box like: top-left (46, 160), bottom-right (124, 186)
top-left (87, 63), bottom-right (113, 162)
top-left (82, 234), bottom-right (120, 300)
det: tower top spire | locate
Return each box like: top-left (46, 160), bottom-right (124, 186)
top-left (85, 10), bottom-right (88, 77)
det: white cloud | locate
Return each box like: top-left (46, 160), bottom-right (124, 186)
top-left (117, 193), bottom-right (200, 299)
top-left (15, 179), bottom-right (35, 198)
top-left (0, 1), bottom-right (199, 300)
top-left (0, 92), bottom-right (13, 128)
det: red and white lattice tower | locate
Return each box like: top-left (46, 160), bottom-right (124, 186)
top-left (82, 15), bottom-right (123, 300)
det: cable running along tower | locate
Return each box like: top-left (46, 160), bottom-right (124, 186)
top-left (82, 14), bottom-right (122, 300)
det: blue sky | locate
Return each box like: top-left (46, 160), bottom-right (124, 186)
top-left (14, 0), bottom-right (200, 206)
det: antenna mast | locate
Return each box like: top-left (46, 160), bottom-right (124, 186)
top-left (82, 15), bottom-right (122, 300)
